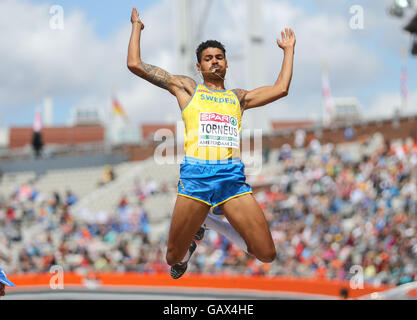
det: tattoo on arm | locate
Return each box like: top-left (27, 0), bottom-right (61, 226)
top-left (139, 62), bottom-right (173, 90)
top-left (138, 62), bottom-right (196, 95)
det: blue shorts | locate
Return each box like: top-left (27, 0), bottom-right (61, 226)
top-left (177, 157), bottom-right (253, 211)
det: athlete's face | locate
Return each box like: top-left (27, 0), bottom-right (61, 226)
top-left (197, 47), bottom-right (228, 79)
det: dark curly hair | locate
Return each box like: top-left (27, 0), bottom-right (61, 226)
top-left (196, 40), bottom-right (226, 64)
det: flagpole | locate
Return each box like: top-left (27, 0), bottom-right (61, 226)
top-left (322, 61), bottom-right (327, 127)
top-left (321, 60), bottom-right (334, 128)
top-left (400, 47), bottom-right (408, 115)
top-left (111, 85), bottom-right (117, 122)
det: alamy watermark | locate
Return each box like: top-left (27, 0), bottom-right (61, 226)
top-left (153, 121), bottom-right (263, 176)
top-left (349, 265), bottom-right (364, 290)
top-left (49, 265), bottom-right (64, 290)
top-left (349, 5), bottom-right (364, 30)
top-left (49, 5), bottom-right (64, 30)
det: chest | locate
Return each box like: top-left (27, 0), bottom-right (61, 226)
top-left (186, 89), bottom-right (241, 118)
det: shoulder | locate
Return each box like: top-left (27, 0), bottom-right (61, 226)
top-left (176, 75), bottom-right (197, 87)
top-left (231, 89), bottom-right (248, 109)
top-left (174, 75), bottom-right (198, 95)
top-left (231, 88), bottom-right (248, 101)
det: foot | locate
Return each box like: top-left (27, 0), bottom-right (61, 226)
top-left (170, 241), bottom-right (197, 280)
top-left (194, 226), bottom-right (206, 241)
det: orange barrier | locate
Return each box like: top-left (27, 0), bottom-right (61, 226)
top-left (6, 272), bottom-right (393, 299)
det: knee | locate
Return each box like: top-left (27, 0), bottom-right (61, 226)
top-left (247, 242), bottom-right (277, 263)
top-left (255, 248), bottom-right (277, 263)
top-left (166, 247), bottom-right (181, 266)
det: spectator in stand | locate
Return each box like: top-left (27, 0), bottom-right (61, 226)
top-left (263, 138), bottom-right (271, 164)
top-left (0, 134), bottom-right (415, 288)
top-left (65, 190), bottom-right (78, 206)
top-left (344, 127), bottom-right (355, 140)
top-left (98, 166), bottom-right (116, 186)
top-left (294, 129), bottom-right (306, 149)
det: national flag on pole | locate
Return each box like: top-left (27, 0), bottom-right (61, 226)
top-left (322, 66), bottom-right (335, 125)
top-left (32, 108), bottom-right (43, 157)
top-left (33, 108), bottom-right (42, 132)
top-left (401, 67), bottom-right (408, 101)
top-left (112, 97), bottom-right (127, 118)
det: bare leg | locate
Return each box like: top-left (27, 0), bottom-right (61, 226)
top-left (221, 194), bottom-right (276, 263)
top-left (166, 195), bottom-right (210, 266)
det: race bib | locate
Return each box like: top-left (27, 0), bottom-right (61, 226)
top-left (198, 112), bottom-right (240, 149)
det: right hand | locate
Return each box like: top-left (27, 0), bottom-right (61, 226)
top-left (131, 8), bottom-right (145, 30)
top-left (277, 28), bottom-right (296, 51)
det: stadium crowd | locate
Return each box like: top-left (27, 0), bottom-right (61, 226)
top-left (189, 134), bottom-right (417, 287)
top-left (0, 133), bottom-right (416, 287)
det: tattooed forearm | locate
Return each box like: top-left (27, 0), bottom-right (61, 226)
top-left (130, 61), bottom-right (196, 95)
top-left (138, 62), bottom-right (173, 89)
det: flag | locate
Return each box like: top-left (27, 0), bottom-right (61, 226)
top-left (32, 108), bottom-right (43, 158)
top-left (401, 67), bottom-right (408, 101)
top-left (33, 108), bottom-right (42, 132)
top-left (112, 97), bottom-right (127, 118)
top-left (322, 65), bottom-right (335, 126)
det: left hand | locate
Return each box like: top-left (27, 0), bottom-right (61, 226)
top-left (131, 8), bottom-right (145, 30)
top-left (277, 28), bottom-right (296, 51)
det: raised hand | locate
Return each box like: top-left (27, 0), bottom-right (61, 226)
top-left (131, 8), bottom-right (145, 30)
top-left (277, 28), bottom-right (296, 51)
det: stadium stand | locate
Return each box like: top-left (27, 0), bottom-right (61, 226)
top-left (1, 117), bottom-right (416, 299)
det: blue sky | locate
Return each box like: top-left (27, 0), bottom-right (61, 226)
top-left (0, 0), bottom-right (416, 129)
top-left (30, 0), bottom-right (156, 38)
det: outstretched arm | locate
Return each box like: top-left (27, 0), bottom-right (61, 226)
top-left (233, 28), bottom-right (296, 112)
top-left (127, 8), bottom-right (196, 98)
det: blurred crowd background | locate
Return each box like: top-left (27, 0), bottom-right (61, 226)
top-left (1, 132), bottom-right (416, 288)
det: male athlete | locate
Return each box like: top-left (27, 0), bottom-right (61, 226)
top-left (127, 8), bottom-right (295, 279)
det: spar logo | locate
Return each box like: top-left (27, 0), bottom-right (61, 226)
top-left (200, 112), bottom-right (231, 123)
top-left (199, 112), bottom-right (239, 139)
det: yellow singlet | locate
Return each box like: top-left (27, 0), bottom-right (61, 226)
top-left (182, 84), bottom-right (242, 162)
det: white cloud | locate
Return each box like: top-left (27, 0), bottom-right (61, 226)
top-left (72, 1), bottom-right (180, 125)
top-left (183, 0), bottom-right (386, 123)
top-left (0, 0), bottom-right (178, 125)
top-left (367, 90), bottom-right (417, 119)
top-left (0, 0), bottom-right (414, 130)
top-left (0, 0), bottom-right (111, 104)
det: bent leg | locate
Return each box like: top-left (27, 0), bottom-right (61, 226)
top-left (166, 195), bottom-right (210, 266)
top-left (220, 194), bottom-right (276, 263)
